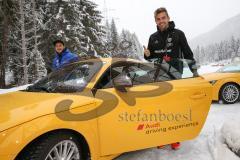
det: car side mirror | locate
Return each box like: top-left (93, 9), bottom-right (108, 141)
top-left (113, 73), bottom-right (133, 92)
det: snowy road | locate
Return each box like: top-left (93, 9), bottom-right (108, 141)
top-left (116, 102), bottom-right (240, 160)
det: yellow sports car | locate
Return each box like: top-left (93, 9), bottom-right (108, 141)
top-left (202, 62), bottom-right (240, 104)
top-left (0, 58), bottom-right (212, 160)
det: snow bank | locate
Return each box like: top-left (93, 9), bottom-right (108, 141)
top-left (198, 59), bottom-right (234, 75)
top-left (221, 118), bottom-right (240, 156)
top-left (0, 84), bottom-right (31, 95)
top-left (198, 64), bottom-right (222, 74)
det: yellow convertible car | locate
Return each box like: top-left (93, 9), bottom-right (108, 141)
top-left (0, 58), bottom-right (212, 160)
top-left (202, 62), bottom-right (240, 104)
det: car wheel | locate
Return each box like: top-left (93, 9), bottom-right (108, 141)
top-left (16, 132), bottom-right (82, 160)
top-left (220, 83), bottom-right (240, 104)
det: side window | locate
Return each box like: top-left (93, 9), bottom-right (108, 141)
top-left (95, 62), bottom-right (156, 89)
top-left (128, 63), bottom-right (155, 85)
top-left (95, 60), bottom-right (193, 90)
top-left (95, 65), bottom-right (125, 89)
top-left (153, 60), bottom-right (195, 80)
top-left (153, 63), bottom-right (173, 82)
top-left (150, 58), bottom-right (198, 80)
top-left (182, 60), bottom-right (194, 79)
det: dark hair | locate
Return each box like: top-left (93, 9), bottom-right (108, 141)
top-left (154, 7), bottom-right (169, 19)
top-left (53, 40), bottom-right (64, 46)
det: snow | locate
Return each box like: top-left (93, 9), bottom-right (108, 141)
top-left (57, 30), bottom-right (65, 37)
top-left (0, 84), bottom-right (30, 94)
top-left (198, 64), bottom-right (221, 74)
top-left (197, 59), bottom-right (234, 75)
top-left (5, 71), bottom-right (13, 85)
top-left (221, 118), bottom-right (240, 154)
top-left (66, 25), bottom-right (71, 30)
top-left (56, 7), bottom-right (64, 19)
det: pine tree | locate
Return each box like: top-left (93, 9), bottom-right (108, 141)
top-left (118, 29), bottom-right (130, 57)
top-left (118, 29), bottom-right (142, 59)
top-left (31, 0), bottom-right (47, 81)
top-left (193, 46), bottom-right (200, 63)
top-left (1, 0), bottom-right (133, 86)
top-left (131, 33), bottom-right (143, 59)
top-left (99, 20), bottom-right (112, 57)
top-left (119, 29), bottom-right (135, 58)
top-left (38, 0), bottom-right (105, 71)
top-left (110, 19), bottom-right (120, 56)
top-left (8, 0), bottom-right (36, 85)
top-left (200, 47), bottom-right (206, 64)
top-left (104, 20), bottom-right (111, 43)
top-left (7, 0), bottom-right (47, 85)
top-left (193, 36), bottom-right (240, 64)
top-left (237, 47), bottom-right (240, 57)
top-left (80, 0), bottom-right (105, 54)
top-left (37, 0), bottom-right (59, 72)
top-left (0, 0), bottom-right (15, 87)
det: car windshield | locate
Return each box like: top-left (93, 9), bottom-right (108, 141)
top-left (25, 61), bottom-right (103, 93)
top-left (217, 63), bottom-right (240, 73)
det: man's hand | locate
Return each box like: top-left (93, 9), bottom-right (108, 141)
top-left (193, 69), bottom-right (199, 77)
top-left (143, 46), bottom-right (150, 57)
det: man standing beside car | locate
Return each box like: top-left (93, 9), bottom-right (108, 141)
top-left (144, 7), bottom-right (199, 150)
top-left (52, 40), bottom-right (79, 71)
top-left (144, 7), bottom-right (198, 78)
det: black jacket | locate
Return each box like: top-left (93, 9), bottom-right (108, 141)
top-left (145, 21), bottom-right (196, 73)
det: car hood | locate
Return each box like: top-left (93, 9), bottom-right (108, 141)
top-left (0, 91), bottom-right (95, 132)
top-left (201, 72), bottom-right (239, 81)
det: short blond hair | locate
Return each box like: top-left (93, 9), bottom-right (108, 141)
top-left (154, 7), bottom-right (169, 19)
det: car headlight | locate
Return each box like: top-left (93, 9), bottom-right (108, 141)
top-left (209, 80), bottom-right (218, 85)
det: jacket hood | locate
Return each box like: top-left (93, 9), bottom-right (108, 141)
top-left (157, 21), bottom-right (175, 32)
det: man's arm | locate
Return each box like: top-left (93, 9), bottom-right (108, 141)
top-left (179, 31), bottom-right (194, 61)
top-left (179, 31), bottom-right (198, 76)
top-left (70, 54), bottom-right (80, 62)
top-left (144, 36), bottom-right (157, 60)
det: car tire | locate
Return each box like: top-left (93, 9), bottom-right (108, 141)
top-left (16, 131), bottom-right (83, 160)
top-left (220, 83), bottom-right (240, 104)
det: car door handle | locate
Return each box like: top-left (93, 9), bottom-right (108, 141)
top-left (190, 93), bottom-right (206, 99)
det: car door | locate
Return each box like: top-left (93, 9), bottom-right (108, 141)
top-left (94, 60), bottom-right (212, 156)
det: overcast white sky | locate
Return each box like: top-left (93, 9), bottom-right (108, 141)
top-left (92, 0), bottom-right (240, 45)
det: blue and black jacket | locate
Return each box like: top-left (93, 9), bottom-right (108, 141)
top-left (52, 48), bottom-right (79, 70)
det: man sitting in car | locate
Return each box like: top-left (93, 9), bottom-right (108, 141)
top-left (52, 40), bottom-right (79, 71)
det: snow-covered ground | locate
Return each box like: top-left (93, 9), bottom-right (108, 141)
top-left (116, 103), bottom-right (240, 160)
top-left (198, 64), bottom-right (222, 74)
